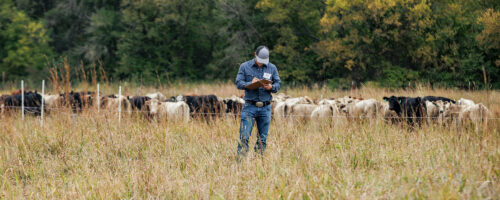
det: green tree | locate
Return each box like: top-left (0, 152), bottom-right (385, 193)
top-left (476, 9), bottom-right (500, 87)
top-left (257, 0), bottom-right (326, 83)
top-left (76, 8), bottom-right (123, 74)
top-left (117, 0), bottom-right (224, 82)
top-left (0, 0), bottom-right (52, 80)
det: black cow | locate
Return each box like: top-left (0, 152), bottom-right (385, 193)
top-left (60, 91), bottom-right (83, 112)
top-left (129, 96), bottom-right (151, 111)
top-left (182, 95), bottom-right (223, 118)
top-left (3, 91), bottom-right (43, 115)
top-left (383, 96), bottom-right (426, 126)
top-left (422, 96), bottom-right (455, 103)
top-left (223, 99), bottom-right (244, 115)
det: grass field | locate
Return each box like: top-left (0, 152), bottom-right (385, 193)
top-left (0, 83), bottom-right (499, 199)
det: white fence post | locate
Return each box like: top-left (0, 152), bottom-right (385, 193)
top-left (97, 83), bottom-right (100, 113)
top-left (41, 80), bottom-right (45, 126)
top-left (118, 86), bottom-right (121, 124)
top-left (21, 80), bottom-right (24, 120)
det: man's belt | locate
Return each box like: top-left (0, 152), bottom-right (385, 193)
top-left (246, 100), bottom-right (271, 107)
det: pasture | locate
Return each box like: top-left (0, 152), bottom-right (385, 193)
top-left (0, 83), bottom-right (499, 199)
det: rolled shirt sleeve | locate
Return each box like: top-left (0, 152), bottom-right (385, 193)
top-left (236, 64), bottom-right (250, 90)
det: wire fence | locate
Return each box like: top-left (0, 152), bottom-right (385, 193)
top-left (1, 80), bottom-right (499, 128)
top-left (2, 105), bottom-right (499, 120)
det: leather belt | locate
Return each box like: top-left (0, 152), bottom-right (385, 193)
top-left (246, 100), bottom-right (271, 107)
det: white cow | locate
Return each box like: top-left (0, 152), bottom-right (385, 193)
top-left (273, 96), bottom-right (314, 119)
top-left (442, 101), bottom-right (490, 131)
top-left (459, 103), bottom-right (489, 132)
top-left (146, 99), bottom-right (190, 122)
top-left (311, 104), bottom-right (341, 120)
top-left (286, 103), bottom-right (318, 121)
top-left (43, 94), bottom-right (61, 110)
top-left (101, 95), bottom-right (132, 114)
top-left (341, 99), bottom-right (382, 119)
top-left (457, 98), bottom-right (475, 107)
top-left (425, 100), bottom-right (445, 124)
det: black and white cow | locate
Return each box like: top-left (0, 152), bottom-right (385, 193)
top-left (223, 96), bottom-right (245, 116)
top-left (383, 96), bottom-right (426, 126)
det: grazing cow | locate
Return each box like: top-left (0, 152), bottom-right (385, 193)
top-left (383, 96), bottom-right (426, 126)
top-left (223, 96), bottom-right (245, 115)
top-left (311, 104), bottom-right (341, 121)
top-left (341, 99), bottom-right (382, 119)
top-left (425, 100), bottom-right (445, 124)
top-left (423, 96), bottom-right (456, 103)
top-left (43, 94), bottom-right (61, 112)
top-left (129, 96), bottom-right (151, 111)
top-left (101, 95), bottom-right (132, 114)
top-left (459, 103), bottom-right (489, 131)
top-left (3, 91), bottom-right (43, 115)
top-left (286, 103), bottom-right (318, 121)
top-left (457, 98), bottom-right (475, 107)
top-left (178, 95), bottom-right (223, 118)
top-left (442, 101), bottom-right (489, 132)
top-left (273, 96), bottom-right (314, 119)
top-left (146, 99), bottom-right (190, 122)
top-left (146, 92), bottom-right (167, 102)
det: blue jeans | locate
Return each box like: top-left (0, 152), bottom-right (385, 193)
top-left (237, 103), bottom-right (272, 155)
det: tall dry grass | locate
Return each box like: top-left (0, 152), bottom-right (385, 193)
top-left (0, 84), bottom-right (499, 199)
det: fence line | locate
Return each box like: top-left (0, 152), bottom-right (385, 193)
top-left (2, 105), bottom-right (499, 120)
top-left (1, 80), bottom-right (498, 124)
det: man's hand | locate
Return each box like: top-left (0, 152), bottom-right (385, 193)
top-left (252, 77), bottom-right (259, 84)
top-left (263, 84), bottom-right (272, 91)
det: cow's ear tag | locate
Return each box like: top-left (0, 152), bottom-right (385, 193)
top-left (383, 99), bottom-right (387, 102)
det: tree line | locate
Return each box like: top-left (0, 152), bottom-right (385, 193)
top-left (0, 0), bottom-right (498, 88)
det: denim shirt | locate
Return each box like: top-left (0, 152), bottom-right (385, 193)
top-left (235, 59), bottom-right (281, 102)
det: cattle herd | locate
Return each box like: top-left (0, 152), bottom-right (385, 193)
top-left (0, 90), bottom-right (491, 129)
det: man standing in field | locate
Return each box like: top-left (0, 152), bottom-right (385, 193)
top-left (235, 45), bottom-right (281, 157)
